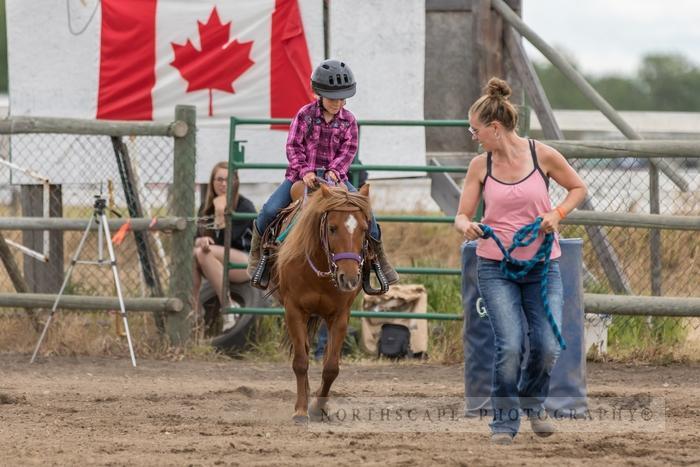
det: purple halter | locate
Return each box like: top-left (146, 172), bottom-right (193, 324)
top-left (303, 173), bottom-right (368, 288)
top-left (305, 209), bottom-right (368, 288)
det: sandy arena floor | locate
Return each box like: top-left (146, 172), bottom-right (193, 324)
top-left (1, 354), bottom-right (698, 466)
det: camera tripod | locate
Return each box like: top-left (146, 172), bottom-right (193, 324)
top-left (30, 195), bottom-right (137, 367)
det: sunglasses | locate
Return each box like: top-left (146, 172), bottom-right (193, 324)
top-left (468, 122), bottom-right (493, 137)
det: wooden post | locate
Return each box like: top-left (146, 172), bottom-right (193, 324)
top-left (472, 0), bottom-right (505, 90)
top-left (516, 104), bottom-right (530, 136)
top-left (649, 165), bottom-right (662, 296)
top-left (165, 105), bottom-right (196, 346)
top-left (0, 233), bottom-right (29, 294)
top-left (21, 184), bottom-right (64, 293)
top-left (0, 232), bottom-right (41, 330)
top-left (110, 136), bottom-right (165, 332)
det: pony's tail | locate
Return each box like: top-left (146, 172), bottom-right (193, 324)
top-left (282, 315), bottom-right (323, 357)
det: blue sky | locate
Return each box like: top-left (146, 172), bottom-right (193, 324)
top-left (521, 0), bottom-right (700, 76)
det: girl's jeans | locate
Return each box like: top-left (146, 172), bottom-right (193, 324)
top-left (255, 179), bottom-right (380, 239)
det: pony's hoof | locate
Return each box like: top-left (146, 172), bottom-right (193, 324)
top-left (292, 415), bottom-right (309, 425)
top-left (309, 407), bottom-right (327, 422)
top-left (309, 398), bottom-right (331, 422)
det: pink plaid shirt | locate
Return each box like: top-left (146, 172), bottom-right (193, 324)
top-left (284, 100), bottom-right (359, 182)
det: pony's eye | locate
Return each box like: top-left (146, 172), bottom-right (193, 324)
top-left (329, 225), bottom-right (338, 234)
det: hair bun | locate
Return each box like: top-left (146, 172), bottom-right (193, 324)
top-left (485, 77), bottom-right (512, 100)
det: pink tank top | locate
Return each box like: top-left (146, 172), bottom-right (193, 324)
top-left (476, 140), bottom-right (561, 261)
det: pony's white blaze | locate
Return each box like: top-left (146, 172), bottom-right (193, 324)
top-left (344, 213), bottom-right (358, 235)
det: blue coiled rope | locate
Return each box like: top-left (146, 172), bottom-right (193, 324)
top-left (479, 217), bottom-right (566, 350)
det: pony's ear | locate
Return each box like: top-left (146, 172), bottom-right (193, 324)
top-left (320, 183), bottom-right (332, 198)
top-left (359, 183), bottom-right (370, 197)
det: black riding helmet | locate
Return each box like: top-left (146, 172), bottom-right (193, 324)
top-left (311, 59), bottom-right (356, 99)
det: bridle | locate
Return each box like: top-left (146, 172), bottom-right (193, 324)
top-left (306, 208), bottom-right (369, 289)
top-left (301, 174), bottom-right (386, 294)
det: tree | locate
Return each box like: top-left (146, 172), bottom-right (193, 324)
top-left (593, 75), bottom-right (650, 111)
top-left (639, 53), bottom-right (700, 111)
top-left (532, 53), bottom-right (595, 110)
top-left (533, 51), bottom-right (700, 112)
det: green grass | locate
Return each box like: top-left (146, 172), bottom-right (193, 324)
top-left (241, 315), bottom-right (287, 361)
top-left (398, 260), bottom-right (464, 363)
top-left (608, 315), bottom-right (688, 352)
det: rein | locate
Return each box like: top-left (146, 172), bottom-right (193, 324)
top-left (479, 217), bottom-right (566, 350)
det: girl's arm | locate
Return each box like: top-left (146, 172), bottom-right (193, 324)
top-left (286, 112), bottom-right (313, 178)
top-left (327, 120), bottom-right (359, 180)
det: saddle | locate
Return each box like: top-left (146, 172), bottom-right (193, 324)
top-left (250, 180), bottom-right (389, 295)
top-left (250, 182), bottom-right (306, 290)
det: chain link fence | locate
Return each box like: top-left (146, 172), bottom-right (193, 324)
top-left (550, 156), bottom-right (700, 357)
top-left (0, 112), bottom-right (196, 353)
top-left (0, 133), bottom-right (175, 296)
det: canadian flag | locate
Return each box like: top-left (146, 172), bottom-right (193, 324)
top-left (7, 0), bottom-right (323, 182)
top-left (97, 0), bottom-right (315, 122)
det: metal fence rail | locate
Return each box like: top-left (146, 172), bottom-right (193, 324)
top-left (226, 116), bottom-right (700, 351)
top-left (223, 293), bottom-right (700, 319)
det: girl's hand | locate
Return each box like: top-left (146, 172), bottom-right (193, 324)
top-left (463, 222), bottom-right (484, 241)
top-left (302, 172), bottom-right (318, 188)
top-left (540, 210), bottom-right (562, 234)
top-left (325, 170), bottom-right (339, 184)
top-left (195, 236), bottom-right (214, 252)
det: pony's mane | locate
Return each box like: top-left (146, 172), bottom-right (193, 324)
top-left (276, 186), bottom-right (371, 276)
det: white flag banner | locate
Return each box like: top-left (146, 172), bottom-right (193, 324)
top-left (7, 0), bottom-right (323, 183)
top-left (329, 0), bottom-right (426, 178)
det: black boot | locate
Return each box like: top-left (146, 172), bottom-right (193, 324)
top-left (369, 237), bottom-right (399, 285)
top-left (247, 225), bottom-right (262, 278)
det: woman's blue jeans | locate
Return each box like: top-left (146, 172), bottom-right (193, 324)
top-left (255, 179), bottom-right (380, 239)
top-left (476, 257), bottom-right (563, 436)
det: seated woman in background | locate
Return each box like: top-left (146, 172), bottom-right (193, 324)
top-left (193, 161), bottom-right (256, 313)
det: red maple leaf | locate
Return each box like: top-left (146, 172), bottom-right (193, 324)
top-left (170, 7), bottom-right (255, 116)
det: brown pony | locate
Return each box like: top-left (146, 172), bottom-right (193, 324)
top-left (276, 183), bottom-right (372, 424)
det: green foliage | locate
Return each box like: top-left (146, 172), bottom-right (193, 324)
top-left (406, 267), bottom-right (464, 363)
top-left (241, 315), bottom-right (286, 361)
top-left (608, 315), bottom-right (688, 351)
top-left (594, 75), bottom-right (651, 110)
top-left (532, 60), bottom-right (595, 110)
top-left (533, 52), bottom-right (700, 111)
top-left (639, 53), bottom-right (700, 110)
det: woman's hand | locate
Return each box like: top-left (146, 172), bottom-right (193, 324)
top-left (213, 195), bottom-right (227, 228)
top-left (302, 171), bottom-right (318, 188)
top-left (462, 222), bottom-right (484, 241)
top-left (539, 210), bottom-right (562, 234)
top-left (195, 236), bottom-right (214, 252)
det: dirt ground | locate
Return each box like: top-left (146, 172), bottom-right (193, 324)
top-left (1, 354), bottom-right (699, 466)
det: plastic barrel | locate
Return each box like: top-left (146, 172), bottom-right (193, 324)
top-left (461, 238), bottom-right (587, 416)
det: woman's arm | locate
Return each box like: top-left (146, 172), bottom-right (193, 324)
top-left (454, 155), bottom-right (487, 240)
top-left (538, 142), bottom-right (588, 232)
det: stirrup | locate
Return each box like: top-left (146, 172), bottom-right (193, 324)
top-left (362, 260), bottom-right (389, 295)
top-left (251, 253), bottom-right (271, 290)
